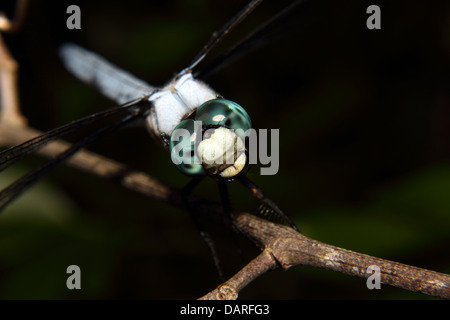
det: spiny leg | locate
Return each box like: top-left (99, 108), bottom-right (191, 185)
top-left (217, 179), bottom-right (233, 227)
top-left (238, 174), bottom-right (299, 231)
top-left (182, 176), bottom-right (224, 281)
top-left (218, 179), bottom-right (246, 234)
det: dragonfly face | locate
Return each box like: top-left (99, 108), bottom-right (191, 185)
top-left (141, 69), bottom-right (252, 179)
top-left (169, 98), bottom-right (252, 178)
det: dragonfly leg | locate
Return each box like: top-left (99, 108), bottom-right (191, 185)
top-left (182, 177), bottom-right (224, 281)
top-left (217, 179), bottom-right (238, 231)
top-left (238, 174), bottom-right (299, 231)
top-left (217, 179), bottom-right (246, 265)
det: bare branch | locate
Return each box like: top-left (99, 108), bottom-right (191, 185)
top-left (0, 123), bottom-right (180, 204)
top-left (0, 122), bottom-right (449, 299)
top-left (199, 212), bottom-right (450, 299)
top-left (199, 249), bottom-right (277, 300)
top-left (0, 0), bottom-right (28, 126)
top-left (0, 34), bottom-right (27, 127)
top-left (0, 120), bottom-right (449, 300)
top-left (0, 0), bottom-right (29, 33)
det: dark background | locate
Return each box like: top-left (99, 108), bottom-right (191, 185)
top-left (0, 0), bottom-right (449, 299)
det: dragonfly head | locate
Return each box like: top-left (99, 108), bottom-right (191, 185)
top-left (169, 99), bottom-right (252, 179)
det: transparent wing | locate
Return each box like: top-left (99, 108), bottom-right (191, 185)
top-left (60, 43), bottom-right (155, 105)
top-left (0, 100), bottom-right (149, 212)
top-left (195, 0), bottom-right (306, 79)
top-left (0, 97), bottom-right (146, 173)
top-left (183, 0), bottom-right (264, 73)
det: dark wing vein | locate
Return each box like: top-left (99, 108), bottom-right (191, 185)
top-left (0, 100), bottom-right (150, 212)
top-left (195, 0), bottom-right (306, 79)
top-left (0, 97), bottom-right (146, 173)
top-left (183, 0), bottom-right (264, 73)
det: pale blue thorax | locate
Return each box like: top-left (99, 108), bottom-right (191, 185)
top-left (146, 72), bottom-right (218, 142)
top-left (59, 43), bottom-right (219, 145)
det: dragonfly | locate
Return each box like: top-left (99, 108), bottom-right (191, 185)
top-left (0, 0), bottom-right (303, 272)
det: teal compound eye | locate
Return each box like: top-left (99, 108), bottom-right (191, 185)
top-left (169, 118), bottom-right (205, 176)
top-left (169, 99), bottom-right (252, 177)
top-left (195, 99), bottom-right (252, 138)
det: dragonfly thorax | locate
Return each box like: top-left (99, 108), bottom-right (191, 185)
top-left (145, 72), bottom-right (218, 147)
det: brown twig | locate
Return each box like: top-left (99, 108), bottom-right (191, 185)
top-left (0, 0), bottom-right (28, 126)
top-left (232, 213), bottom-right (450, 299)
top-left (0, 123), bottom-right (181, 205)
top-left (199, 249), bottom-right (277, 300)
top-left (0, 0), bottom-right (28, 33)
top-left (1, 123), bottom-right (449, 300)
